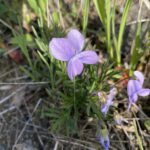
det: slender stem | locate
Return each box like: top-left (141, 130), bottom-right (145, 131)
top-left (73, 77), bottom-right (76, 115)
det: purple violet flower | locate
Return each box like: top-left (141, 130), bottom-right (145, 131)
top-left (127, 71), bottom-right (150, 110)
top-left (97, 128), bottom-right (110, 150)
top-left (98, 88), bottom-right (117, 116)
top-left (100, 135), bottom-right (110, 150)
top-left (49, 29), bottom-right (99, 80)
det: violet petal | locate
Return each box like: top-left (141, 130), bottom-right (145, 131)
top-left (127, 80), bottom-right (142, 98)
top-left (77, 51), bottom-right (99, 64)
top-left (137, 88), bottom-right (150, 96)
top-left (134, 71), bottom-right (144, 85)
top-left (49, 38), bottom-right (75, 61)
top-left (98, 92), bottom-right (102, 99)
top-left (130, 93), bottom-right (138, 103)
top-left (67, 57), bottom-right (83, 80)
top-left (100, 134), bottom-right (110, 150)
top-left (67, 29), bottom-right (84, 53)
top-left (101, 104), bottom-right (109, 116)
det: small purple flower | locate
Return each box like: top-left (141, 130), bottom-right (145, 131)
top-left (100, 135), bottom-right (110, 150)
top-left (98, 88), bottom-right (117, 116)
top-left (49, 29), bottom-right (99, 80)
top-left (97, 128), bottom-right (110, 150)
top-left (127, 71), bottom-right (150, 110)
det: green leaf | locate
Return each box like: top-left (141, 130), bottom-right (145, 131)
top-left (27, 0), bottom-right (39, 15)
top-left (82, 0), bottom-right (89, 34)
top-left (52, 11), bottom-right (60, 26)
top-left (0, 3), bottom-right (7, 15)
top-left (116, 0), bottom-right (133, 65)
top-left (93, 0), bottom-right (106, 25)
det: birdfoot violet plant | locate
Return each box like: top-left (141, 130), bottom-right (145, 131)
top-left (49, 29), bottom-right (99, 80)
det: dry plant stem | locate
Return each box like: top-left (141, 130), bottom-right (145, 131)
top-left (0, 81), bottom-right (49, 85)
top-left (133, 112), bottom-right (145, 148)
top-left (0, 68), bottom-right (17, 79)
top-left (24, 100), bottom-right (44, 148)
top-left (3, 46), bottom-right (19, 56)
top-left (53, 141), bottom-right (59, 150)
top-left (41, 134), bottom-right (96, 150)
top-left (42, 135), bottom-right (96, 150)
top-left (0, 105), bottom-right (16, 116)
top-left (126, 117), bottom-right (150, 121)
top-left (142, 0), bottom-right (150, 9)
top-left (133, 119), bottom-right (144, 150)
top-left (133, 103), bottom-right (150, 119)
top-left (12, 98), bottom-right (42, 149)
top-left (121, 124), bottom-right (133, 146)
top-left (46, 0), bottom-right (50, 28)
top-left (0, 85), bottom-right (12, 90)
top-left (7, 75), bottom-right (28, 81)
top-left (127, 19), bottom-right (150, 26)
top-left (57, 139), bottom-right (96, 150)
top-left (0, 86), bottom-right (26, 105)
top-left (112, 126), bottom-right (126, 150)
top-left (62, 136), bottom-right (96, 147)
top-left (109, 145), bottom-right (119, 150)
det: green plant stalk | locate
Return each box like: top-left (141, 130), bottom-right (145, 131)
top-left (39, 0), bottom-right (47, 20)
top-left (116, 0), bottom-right (132, 65)
top-left (94, 0), bottom-right (114, 60)
top-left (73, 77), bottom-right (76, 115)
top-left (93, 0), bottom-right (105, 26)
top-left (129, 22), bottom-right (141, 75)
top-left (27, 0), bottom-right (39, 15)
top-left (13, 32), bottom-right (34, 72)
top-left (105, 0), bottom-right (113, 59)
top-left (129, 0), bottom-right (143, 76)
top-left (82, 0), bottom-right (89, 35)
top-left (32, 25), bottom-right (55, 87)
top-left (37, 44), bottom-right (55, 88)
top-left (73, 77), bottom-right (78, 131)
top-left (111, 1), bottom-right (118, 52)
top-left (18, 18), bottom-right (34, 69)
top-left (28, 0), bottom-right (47, 20)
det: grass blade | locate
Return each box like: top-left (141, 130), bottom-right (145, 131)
top-left (82, 0), bottom-right (89, 35)
top-left (117, 0), bottom-right (133, 65)
top-left (93, 0), bottom-right (106, 25)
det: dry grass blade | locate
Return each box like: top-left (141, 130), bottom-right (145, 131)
top-left (143, 0), bottom-right (150, 9)
top-left (0, 81), bottom-right (49, 85)
top-left (12, 98), bottom-right (42, 149)
top-left (0, 86), bottom-right (26, 105)
top-left (0, 106), bottom-right (16, 116)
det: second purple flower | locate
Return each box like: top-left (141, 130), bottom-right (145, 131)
top-left (127, 71), bottom-right (150, 110)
